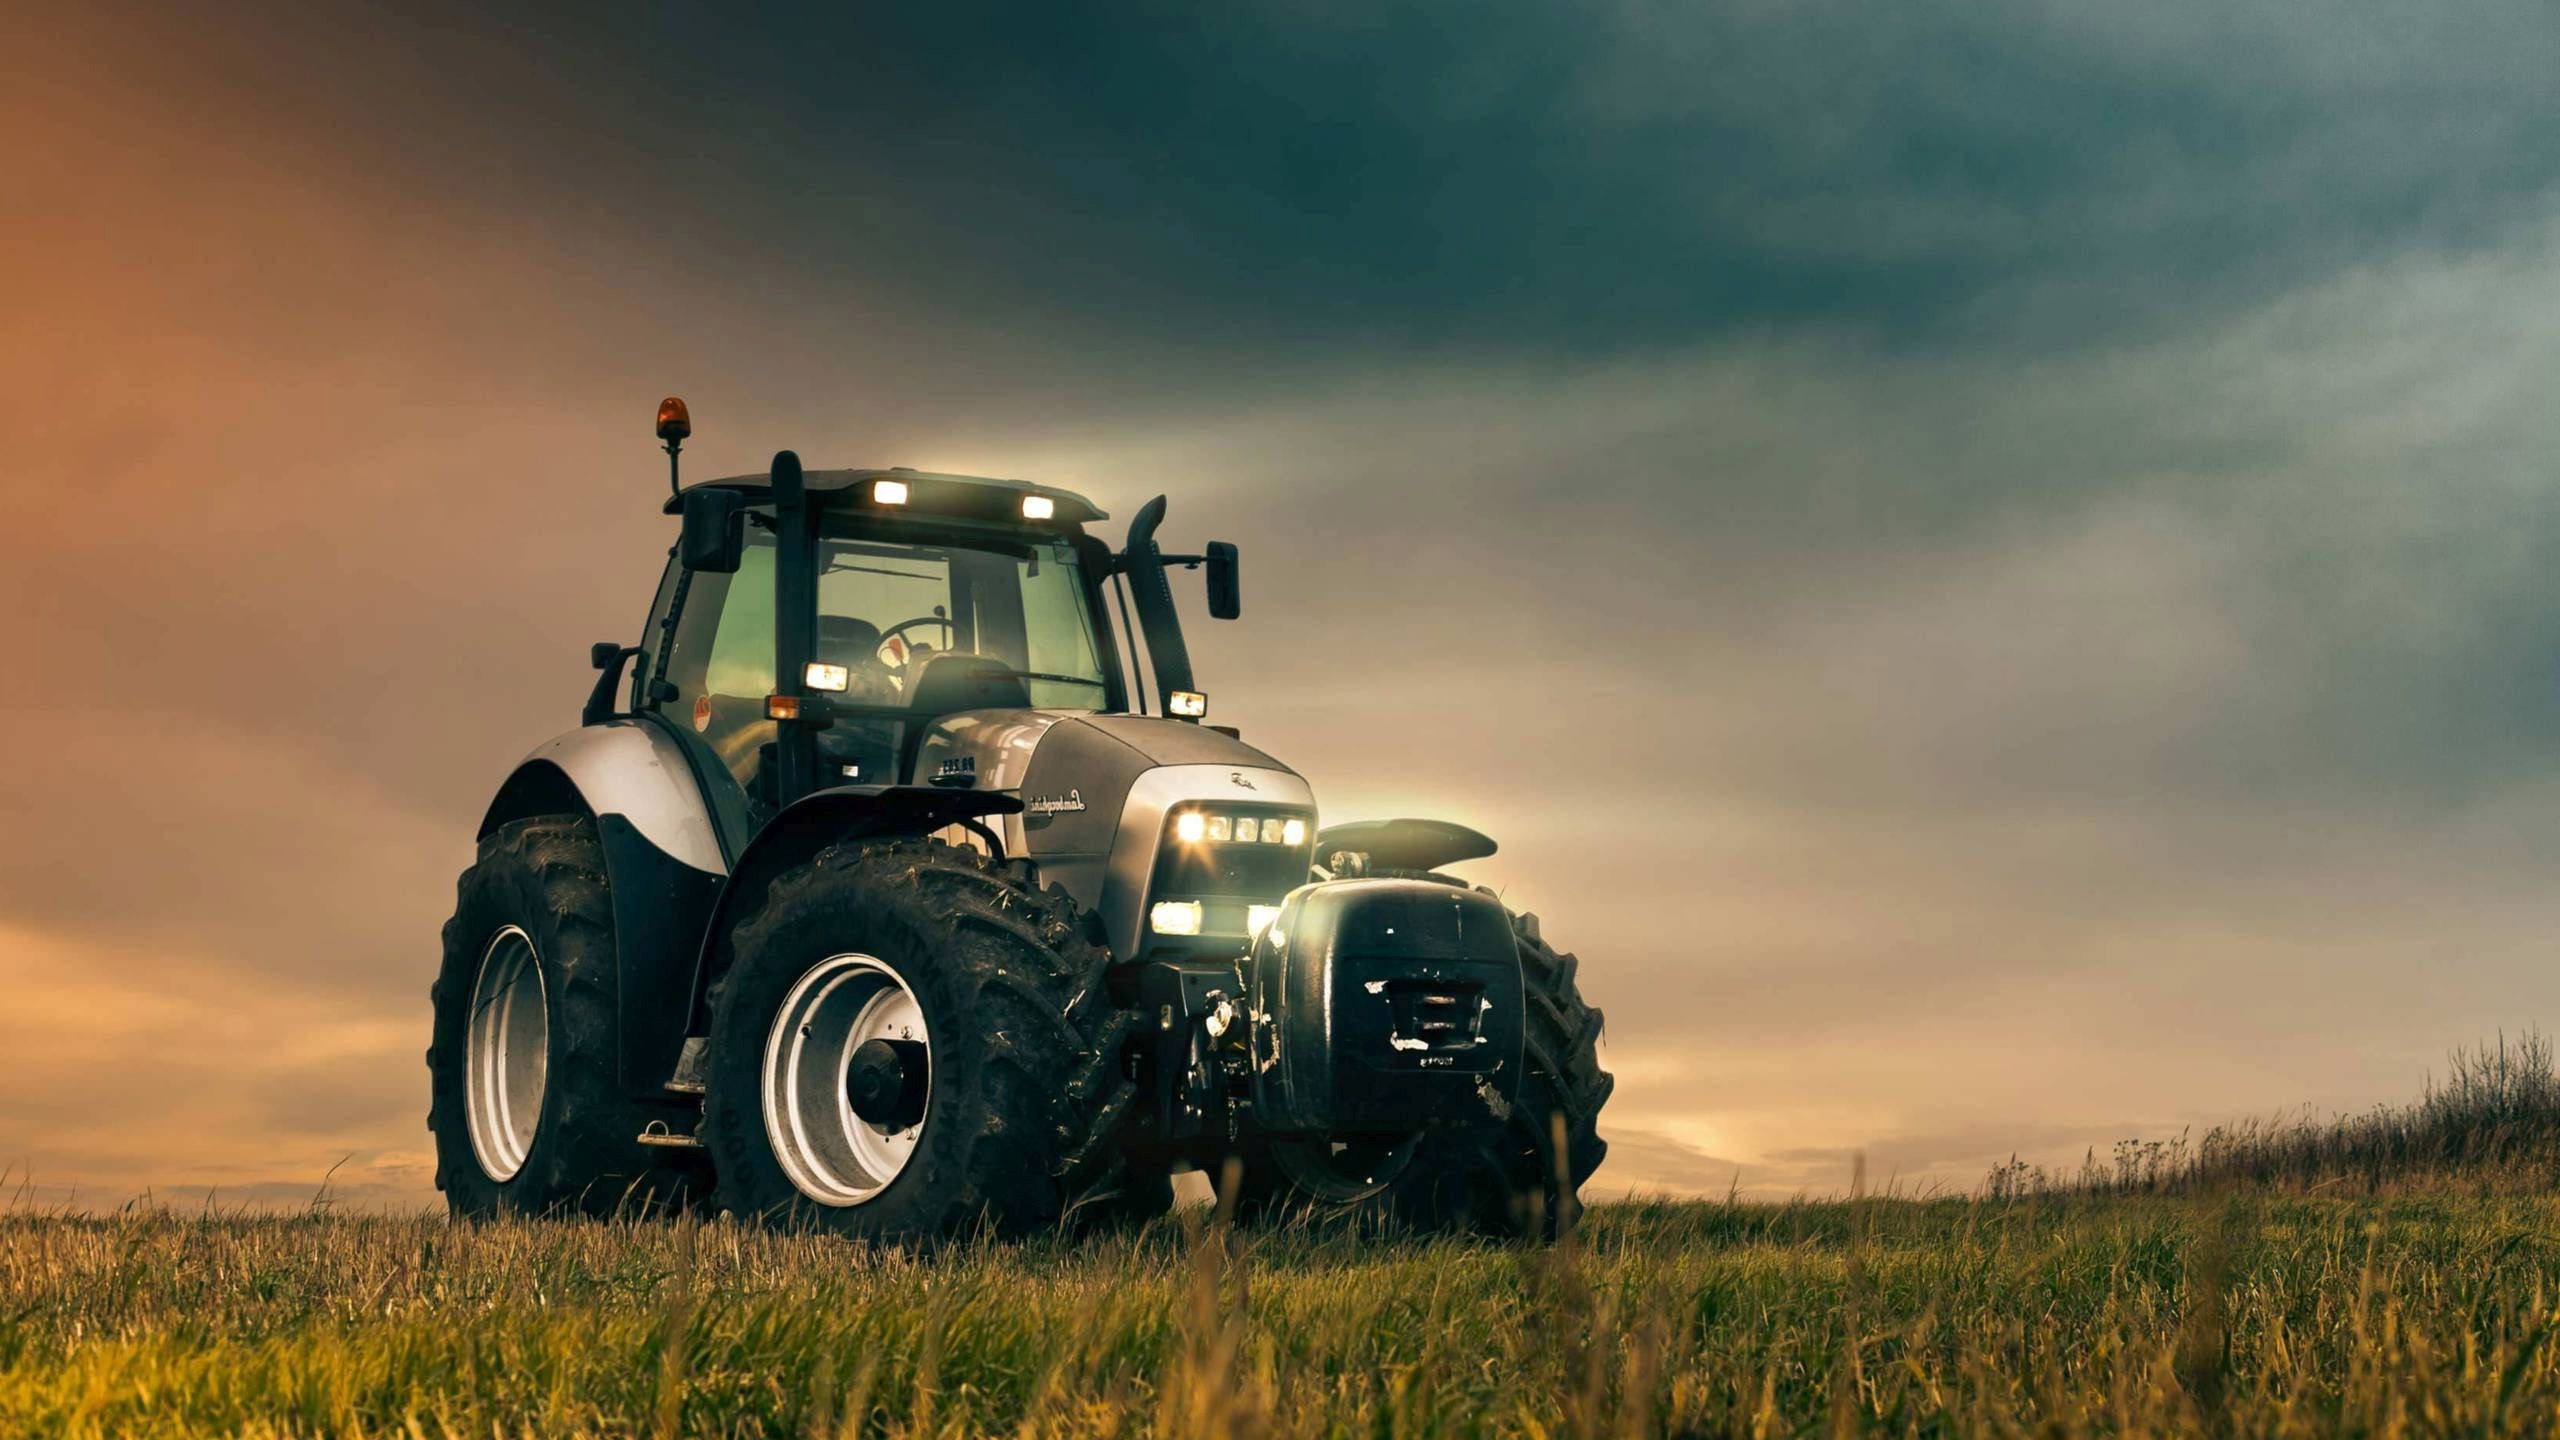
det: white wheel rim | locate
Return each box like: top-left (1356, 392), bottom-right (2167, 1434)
top-left (762, 953), bottom-right (932, 1206)
top-left (464, 925), bottom-right (548, 1183)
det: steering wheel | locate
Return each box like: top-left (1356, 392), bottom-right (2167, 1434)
top-left (876, 614), bottom-right (957, 670)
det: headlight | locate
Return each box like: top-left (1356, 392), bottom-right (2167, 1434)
top-left (1247, 904), bottom-right (1283, 938)
top-left (1170, 810), bottom-right (1313, 847)
top-left (1150, 900), bottom-right (1204, 936)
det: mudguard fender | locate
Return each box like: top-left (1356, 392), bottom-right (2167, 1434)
top-left (476, 720), bottom-right (729, 1097)
top-left (1314, 817), bottom-right (1497, 875)
top-left (479, 719), bottom-right (726, 873)
top-left (680, 785), bottom-right (1029, 1035)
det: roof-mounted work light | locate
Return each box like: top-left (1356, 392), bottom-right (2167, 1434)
top-left (1021, 495), bottom-right (1056, 521)
top-left (873, 478), bottom-right (910, 506)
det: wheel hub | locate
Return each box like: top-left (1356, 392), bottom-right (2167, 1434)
top-left (845, 1037), bottom-right (929, 1129)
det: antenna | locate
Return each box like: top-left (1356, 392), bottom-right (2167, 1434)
top-left (655, 397), bottom-right (692, 502)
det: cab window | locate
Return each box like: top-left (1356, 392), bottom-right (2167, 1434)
top-left (651, 525), bottom-right (1112, 814)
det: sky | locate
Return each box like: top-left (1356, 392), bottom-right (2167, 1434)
top-left (5, 0), bottom-right (2559, 1207)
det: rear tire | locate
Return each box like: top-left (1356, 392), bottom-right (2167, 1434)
top-left (428, 816), bottom-right (695, 1218)
top-left (698, 838), bottom-right (1134, 1242)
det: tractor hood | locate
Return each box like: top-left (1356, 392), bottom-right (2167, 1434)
top-left (912, 710), bottom-right (1294, 800)
top-left (1064, 714), bottom-right (1289, 770)
top-left (913, 709), bottom-right (1313, 961)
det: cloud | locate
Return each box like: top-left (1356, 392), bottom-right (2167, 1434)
top-left (682, 1), bottom-right (2560, 348)
top-left (0, 922), bottom-right (434, 1209)
top-left (1587, 1126), bottom-right (1751, 1201)
top-left (40, 0), bottom-right (2559, 364)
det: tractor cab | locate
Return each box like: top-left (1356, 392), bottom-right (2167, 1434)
top-left (632, 468), bottom-right (1133, 839)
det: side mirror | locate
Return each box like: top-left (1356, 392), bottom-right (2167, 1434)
top-left (679, 488), bottom-right (744, 573)
top-left (1205, 540), bottom-right (1241, 619)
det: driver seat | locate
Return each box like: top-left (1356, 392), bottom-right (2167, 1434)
top-left (810, 614), bottom-right (898, 785)
top-left (906, 652), bottom-right (1031, 718)
top-left (817, 615), bottom-right (885, 679)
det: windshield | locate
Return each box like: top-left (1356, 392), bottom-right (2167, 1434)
top-left (705, 531), bottom-right (1112, 711)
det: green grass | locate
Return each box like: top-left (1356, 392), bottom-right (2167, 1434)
top-left (7, 1190), bottom-right (2560, 1437)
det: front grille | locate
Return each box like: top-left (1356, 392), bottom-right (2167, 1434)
top-left (1379, 979), bottom-right (1486, 1054)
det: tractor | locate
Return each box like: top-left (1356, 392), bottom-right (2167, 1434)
top-left (425, 399), bottom-right (1612, 1240)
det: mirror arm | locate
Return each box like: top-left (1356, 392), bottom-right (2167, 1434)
top-left (583, 644), bottom-right (642, 726)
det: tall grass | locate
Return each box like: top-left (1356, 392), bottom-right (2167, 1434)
top-left (1987, 1032), bottom-right (2560, 1198)
top-left (13, 1038), bottom-right (2560, 1435)
top-left (8, 1190), bottom-right (2560, 1436)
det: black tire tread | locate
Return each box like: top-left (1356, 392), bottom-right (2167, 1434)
top-left (1226, 867), bottom-right (1611, 1238)
top-left (428, 816), bottom-right (693, 1218)
top-left (1384, 873), bottom-right (1612, 1236)
top-left (697, 837), bottom-right (1136, 1239)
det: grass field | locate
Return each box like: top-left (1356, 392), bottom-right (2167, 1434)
top-left (10, 1038), bottom-right (2560, 1436)
top-left (8, 1185), bottom-right (2560, 1438)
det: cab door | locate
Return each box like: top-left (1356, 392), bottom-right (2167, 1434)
top-left (635, 537), bottom-right (770, 857)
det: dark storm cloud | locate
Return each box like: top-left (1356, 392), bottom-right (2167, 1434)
top-left (478, 0), bottom-right (2560, 354)
top-left (151, 0), bottom-right (2560, 361)
top-left (1128, 256), bottom-right (2560, 823)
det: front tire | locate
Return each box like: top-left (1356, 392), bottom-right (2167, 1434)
top-left (428, 816), bottom-right (692, 1218)
top-left (1215, 1135), bottom-right (1418, 1228)
top-left (1387, 903), bottom-right (1612, 1236)
top-left (1224, 892), bottom-right (1613, 1239)
top-left (698, 838), bottom-right (1132, 1241)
